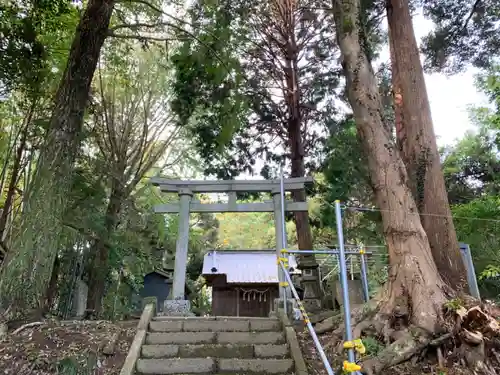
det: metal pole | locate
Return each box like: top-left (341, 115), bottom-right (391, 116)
top-left (285, 250), bottom-right (372, 255)
top-left (459, 243), bottom-right (481, 300)
top-left (334, 200), bottom-right (356, 366)
top-left (279, 261), bottom-right (335, 375)
top-left (359, 247), bottom-right (370, 302)
top-left (279, 165), bottom-right (288, 316)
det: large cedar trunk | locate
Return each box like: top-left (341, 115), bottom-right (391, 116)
top-left (0, 0), bottom-right (115, 312)
top-left (86, 184), bottom-right (123, 314)
top-left (333, 0), bottom-right (446, 333)
top-left (386, 0), bottom-right (467, 290)
top-left (283, 22), bottom-right (321, 302)
top-left (281, 2), bottom-right (322, 311)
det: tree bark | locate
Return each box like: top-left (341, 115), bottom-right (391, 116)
top-left (333, 0), bottom-right (447, 333)
top-left (386, 0), bottom-right (467, 290)
top-left (387, 18), bottom-right (403, 141)
top-left (86, 184), bottom-right (123, 314)
top-left (0, 104), bottom-right (33, 239)
top-left (0, 0), bottom-right (115, 314)
top-left (43, 256), bottom-right (60, 313)
top-left (283, 10), bottom-right (322, 304)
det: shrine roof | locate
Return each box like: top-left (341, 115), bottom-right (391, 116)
top-left (201, 250), bottom-right (298, 284)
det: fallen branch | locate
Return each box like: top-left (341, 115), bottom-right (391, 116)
top-left (12, 321), bottom-right (44, 335)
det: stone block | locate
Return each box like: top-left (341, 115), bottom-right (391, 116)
top-left (183, 319), bottom-right (249, 332)
top-left (218, 358), bottom-right (294, 374)
top-left (163, 299), bottom-right (192, 316)
top-left (136, 358), bottom-right (215, 374)
top-left (149, 320), bottom-right (183, 332)
top-left (217, 331), bottom-right (285, 345)
top-left (333, 279), bottom-right (364, 306)
top-left (141, 345), bottom-right (179, 358)
top-left (249, 319), bottom-right (281, 332)
top-left (179, 344), bottom-right (254, 358)
top-left (273, 298), bottom-right (294, 318)
top-left (153, 316), bottom-right (215, 321)
top-left (146, 332), bottom-right (215, 345)
top-left (254, 344), bottom-right (289, 358)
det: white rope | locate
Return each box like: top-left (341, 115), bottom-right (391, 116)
top-left (237, 287), bottom-right (270, 302)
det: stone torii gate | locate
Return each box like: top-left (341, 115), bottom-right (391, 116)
top-left (150, 176), bottom-right (314, 315)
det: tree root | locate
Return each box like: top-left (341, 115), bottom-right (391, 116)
top-left (326, 303), bottom-right (500, 375)
top-left (361, 329), bottom-right (430, 375)
top-left (12, 321), bottom-right (45, 335)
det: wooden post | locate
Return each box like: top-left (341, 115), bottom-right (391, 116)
top-left (236, 288), bottom-right (240, 317)
top-left (272, 189), bottom-right (286, 299)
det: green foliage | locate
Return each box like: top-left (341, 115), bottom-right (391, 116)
top-left (479, 265), bottom-right (500, 281)
top-left (441, 125), bottom-right (500, 204)
top-left (444, 297), bottom-right (465, 311)
top-left (170, 0), bottom-right (249, 178)
top-left (0, 0), bottom-right (76, 95)
top-left (320, 117), bottom-right (384, 246)
top-left (421, 0), bottom-right (500, 72)
top-left (453, 196), bottom-right (500, 298)
top-left (362, 336), bottom-right (383, 356)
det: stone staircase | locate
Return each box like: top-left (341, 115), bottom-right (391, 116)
top-left (136, 316), bottom-right (296, 375)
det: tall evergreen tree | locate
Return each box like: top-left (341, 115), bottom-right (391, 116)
top-left (387, 0), bottom-right (467, 290)
top-left (171, 0), bottom-right (340, 308)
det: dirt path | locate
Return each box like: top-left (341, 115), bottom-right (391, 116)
top-left (0, 320), bottom-right (137, 374)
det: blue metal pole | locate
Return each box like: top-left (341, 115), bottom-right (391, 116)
top-left (279, 165), bottom-right (288, 316)
top-left (359, 247), bottom-right (370, 302)
top-left (459, 243), bottom-right (481, 300)
top-left (279, 261), bottom-right (335, 375)
top-left (334, 200), bottom-right (356, 366)
top-left (285, 250), bottom-right (372, 255)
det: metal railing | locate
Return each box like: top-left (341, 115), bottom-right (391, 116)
top-left (278, 259), bottom-right (335, 375)
top-left (276, 199), bottom-right (365, 374)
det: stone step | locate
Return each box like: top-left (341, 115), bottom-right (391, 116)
top-left (219, 358), bottom-right (294, 374)
top-left (136, 358), bottom-right (294, 374)
top-left (137, 358), bottom-right (214, 374)
top-left (145, 331), bottom-right (285, 345)
top-left (218, 332), bottom-right (285, 345)
top-left (152, 316), bottom-right (279, 321)
top-left (150, 318), bottom-right (281, 333)
top-left (141, 344), bottom-right (289, 359)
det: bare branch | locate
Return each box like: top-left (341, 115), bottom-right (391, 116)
top-left (108, 31), bottom-right (175, 42)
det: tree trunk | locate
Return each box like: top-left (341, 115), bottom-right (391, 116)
top-left (283, 22), bottom-right (322, 306)
top-left (0, 104), bottom-right (33, 238)
top-left (386, 0), bottom-right (467, 290)
top-left (86, 184), bottom-right (123, 314)
top-left (0, 0), bottom-right (115, 314)
top-left (333, 0), bottom-right (447, 333)
top-left (43, 256), bottom-right (60, 314)
top-left (387, 18), bottom-right (403, 140)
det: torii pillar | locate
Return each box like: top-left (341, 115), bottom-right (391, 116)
top-left (171, 188), bottom-right (193, 299)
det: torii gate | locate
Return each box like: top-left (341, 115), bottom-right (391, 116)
top-left (150, 176), bottom-right (313, 312)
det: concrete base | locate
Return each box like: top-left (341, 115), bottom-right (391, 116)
top-left (273, 298), bottom-right (294, 319)
top-left (302, 298), bottom-right (321, 312)
top-left (162, 299), bottom-right (194, 316)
